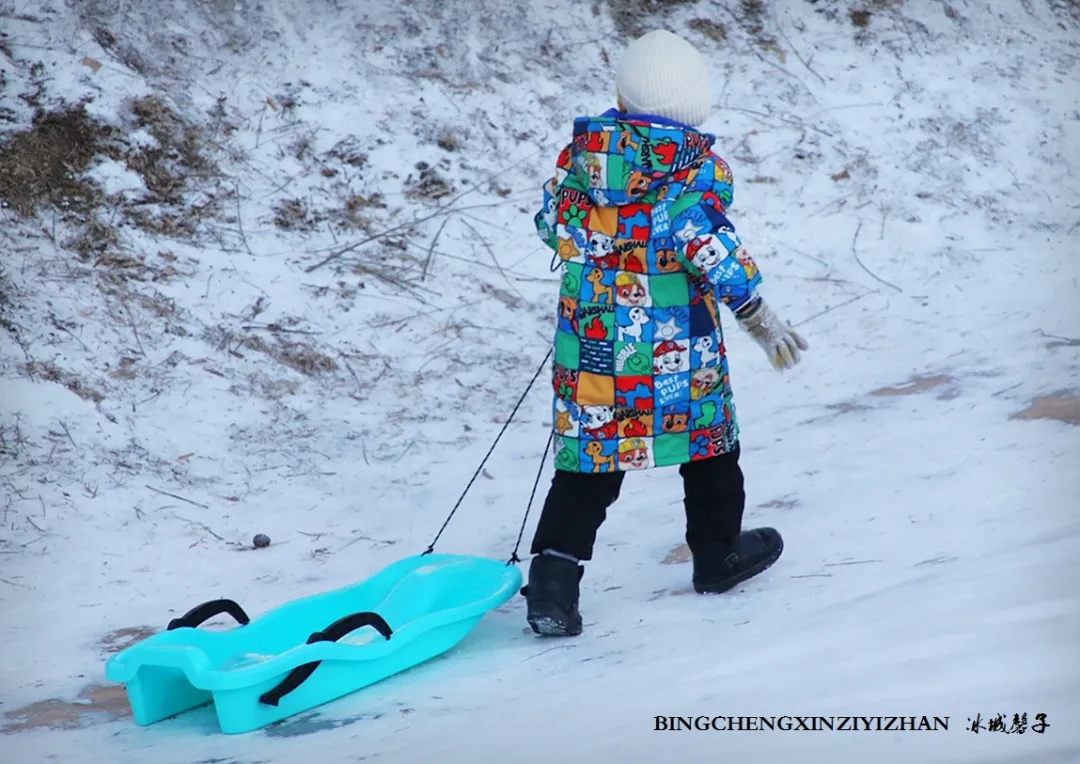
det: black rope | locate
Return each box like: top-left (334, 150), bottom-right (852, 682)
top-left (423, 347), bottom-right (553, 556)
top-left (507, 429), bottom-right (553, 565)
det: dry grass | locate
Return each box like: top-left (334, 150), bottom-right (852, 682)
top-left (24, 360), bottom-right (104, 403)
top-left (850, 8), bottom-right (872, 27)
top-left (117, 94), bottom-right (225, 237)
top-left (603, 0), bottom-right (698, 37)
top-left (251, 334), bottom-right (338, 376)
top-left (272, 197), bottom-right (321, 231)
top-left (0, 263), bottom-right (17, 340)
top-left (205, 324), bottom-right (339, 377)
top-left (325, 136), bottom-right (368, 169)
top-left (736, 0), bottom-right (786, 61)
top-left (404, 160), bottom-right (455, 202)
top-left (0, 100), bottom-right (115, 218)
top-left (0, 89), bottom-right (227, 273)
top-left (688, 18), bottom-right (728, 42)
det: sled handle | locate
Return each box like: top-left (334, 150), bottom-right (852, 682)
top-left (258, 611), bottom-right (393, 707)
top-left (167, 598), bottom-right (250, 630)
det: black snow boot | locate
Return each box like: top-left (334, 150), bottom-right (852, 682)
top-left (520, 553), bottom-right (584, 636)
top-left (691, 527), bottom-right (784, 595)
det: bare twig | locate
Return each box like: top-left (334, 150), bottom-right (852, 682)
top-left (523, 644), bottom-right (575, 662)
top-left (459, 219), bottom-right (524, 299)
top-left (395, 440), bottom-right (416, 463)
top-left (137, 390), bottom-right (162, 406)
top-left (342, 357), bottom-right (364, 398)
top-left (353, 263), bottom-right (436, 307)
top-left (824, 559), bottom-right (883, 566)
top-left (255, 103), bottom-right (267, 149)
top-left (58, 421), bottom-right (76, 450)
top-left (123, 301), bottom-right (147, 356)
top-left (776, 241), bottom-right (829, 269)
top-left (305, 150), bottom-right (544, 274)
top-left (50, 313), bottom-right (89, 351)
top-left (170, 512), bottom-right (225, 542)
top-left (0, 577), bottom-right (30, 588)
top-left (421, 215), bottom-right (453, 281)
top-left (771, 1), bottom-right (827, 85)
top-left (234, 182), bottom-right (253, 256)
top-left (369, 301), bottom-right (480, 330)
top-left (713, 0), bottom-right (818, 102)
top-left (240, 324), bottom-right (321, 335)
top-left (992, 382), bottom-right (1024, 398)
top-left (146, 484), bottom-right (209, 509)
top-left (792, 290), bottom-right (879, 328)
top-left (851, 221), bottom-right (902, 292)
top-left (1035, 328), bottom-right (1080, 348)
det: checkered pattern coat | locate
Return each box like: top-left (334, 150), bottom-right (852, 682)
top-left (535, 109), bottom-right (764, 473)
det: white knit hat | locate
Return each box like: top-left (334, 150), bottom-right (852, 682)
top-left (615, 29), bottom-right (711, 127)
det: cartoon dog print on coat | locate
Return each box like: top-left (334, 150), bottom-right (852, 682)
top-left (537, 109), bottom-right (762, 472)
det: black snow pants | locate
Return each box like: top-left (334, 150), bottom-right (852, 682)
top-left (529, 443), bottom-right (746, 562)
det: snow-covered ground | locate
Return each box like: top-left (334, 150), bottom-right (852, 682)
top-left (1, 0), bottom-right (1078, 761)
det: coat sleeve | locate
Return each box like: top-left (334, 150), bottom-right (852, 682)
top-left (534, 175), bottom-right (559, 252)
top-left (534, 145), bottom-right (574, 252)
top-left (662, 156), bottom-right (763, 317)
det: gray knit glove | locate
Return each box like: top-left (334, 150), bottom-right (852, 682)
top-left (736, 298), bottom-right (808, 371)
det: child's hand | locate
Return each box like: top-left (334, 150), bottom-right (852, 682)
top-left (736, 299), bottom-right (808, 371)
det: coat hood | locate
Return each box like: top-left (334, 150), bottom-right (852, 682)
top-left (561, 108), bottom-right (717, 206)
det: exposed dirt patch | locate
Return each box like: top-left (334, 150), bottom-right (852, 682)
top-left (870, 374), bottom-right (954, 397)
top-left (98, 625), bottom-right (157, 654)
top-left (0, 683), bottom-right (130, 734)
top-left (0, 100), bottom-right (116, 217)
top-left (1010, 392), bottom-right (1080, 426)
top-left (661, 543), bottom-right (691, 565)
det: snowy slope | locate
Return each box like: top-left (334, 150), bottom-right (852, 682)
top-left (1, 0), bottom-right (1079, 762)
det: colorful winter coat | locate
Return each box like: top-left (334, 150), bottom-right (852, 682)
top-left (535, 108), bottom-right (764, 474)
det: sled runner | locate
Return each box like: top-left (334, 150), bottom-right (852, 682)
top-left (104, 553), bottom-right (522, 734)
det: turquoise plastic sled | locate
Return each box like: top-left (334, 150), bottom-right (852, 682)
top-left (104, 553), bottom-right (522, 734)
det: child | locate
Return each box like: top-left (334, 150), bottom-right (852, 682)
top-left (523, 28), bottom-right (809, 637)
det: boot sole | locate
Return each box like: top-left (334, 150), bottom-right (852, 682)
top-left (693, 538), bottom-right (784, 595)
top-left (526, 603), bottom-right (582, 637)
